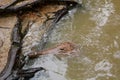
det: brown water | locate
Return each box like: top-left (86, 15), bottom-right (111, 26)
top-left (45, 0), bottom-right (120, 80)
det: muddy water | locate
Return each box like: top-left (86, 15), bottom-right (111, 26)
top-left (45, 0), bottom-right (120, 80)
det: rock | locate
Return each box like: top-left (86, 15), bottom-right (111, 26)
top-left (21, 5), bottom-right (64, 55)
top-left (0, 15), bottom-right (17, 72)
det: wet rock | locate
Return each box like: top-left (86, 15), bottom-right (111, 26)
top-left (21, 5), bottom-right (64, 55)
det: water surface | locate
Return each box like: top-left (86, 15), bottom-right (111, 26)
top-left (46, 0), bottom-right (120, 80)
